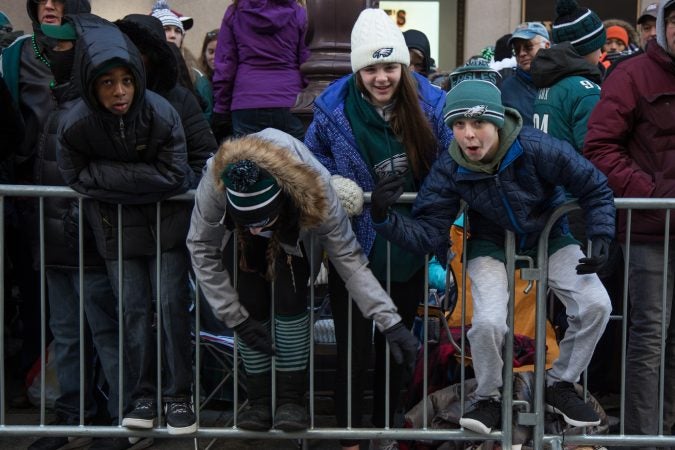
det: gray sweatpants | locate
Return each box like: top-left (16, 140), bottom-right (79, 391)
top-left (466, 244), bottom-right (611, 399)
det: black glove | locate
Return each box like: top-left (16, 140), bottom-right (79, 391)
top-left (576, 236), bottom-right (612, 275)
top-left (233, 317), bottom-right (275, 355)
top-left (370, 174), bottom-right (405, 223)
top-left (210, 111), bottom-right (233, 144)
top-left (383, 322), bottom-right (418, 373)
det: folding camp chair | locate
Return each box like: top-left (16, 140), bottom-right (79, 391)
top-left (189, 276), bottom-right (249, 448)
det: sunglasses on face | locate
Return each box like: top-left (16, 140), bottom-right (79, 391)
top-left (512, 41), bottom-right (543, 55)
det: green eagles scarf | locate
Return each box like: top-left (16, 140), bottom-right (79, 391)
top-left (344, 75), bottom-right (424, 282)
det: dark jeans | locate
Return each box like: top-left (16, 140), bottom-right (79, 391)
top-left (232, 107), bottom-right (305, 142)
top-left (622, 242), bottom-right (675, 448)
top-left (329, 263), bottom-right (422, 446)
top-left (47, 268), bottom-right (120, 421)
top-left (105, 247), bottom-right (193, 406)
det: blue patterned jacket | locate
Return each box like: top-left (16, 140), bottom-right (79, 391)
top-left (304, 72), bottom-right (452, 256)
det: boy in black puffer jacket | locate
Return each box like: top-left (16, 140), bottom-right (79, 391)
top-left (54, 14), bottom-right (196, 436)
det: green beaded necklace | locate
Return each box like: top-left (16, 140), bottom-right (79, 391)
top-left (31, 34), bottom-right (56, 89)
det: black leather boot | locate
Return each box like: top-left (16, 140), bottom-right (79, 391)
top-left (273, 370), bottom-right (309, 431)
top-left (238, 373), bottom-right (272, 431)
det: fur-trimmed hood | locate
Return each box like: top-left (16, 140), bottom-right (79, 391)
top-left (188, 128), bottom-right (403, 331)
top-left (212, 134), bottom-right (329, 230)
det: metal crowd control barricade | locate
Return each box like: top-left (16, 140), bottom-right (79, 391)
top-left (530, 198), bottom-right (675, 450)
top-left (0, 185), bottom-right (674, 450)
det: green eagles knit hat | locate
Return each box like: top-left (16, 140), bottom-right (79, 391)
top-left (443, 80), bottom-right (505, 128)
top-left (221, 160), bottom-right (284, 226)
top-left (551, 0), bottom-right (606, 56)
top-left (449, 57), bottom-right (501, 89)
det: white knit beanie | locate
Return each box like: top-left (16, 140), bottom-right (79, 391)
top-left (151, 0), bottom-right (184, 33)
top-left (350, 8), bottom-right (410, 73)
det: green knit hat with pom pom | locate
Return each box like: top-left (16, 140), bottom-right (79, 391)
top-left (551, 0), bottom-right (606, 56)
top-left (221, 160), bottom-right (284, 227)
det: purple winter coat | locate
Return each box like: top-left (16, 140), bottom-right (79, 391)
top-left (212, 0), bottom-right (309, 114)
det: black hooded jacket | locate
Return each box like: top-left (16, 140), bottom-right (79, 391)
top-left (0, 76), bottom-right (23, 161)
top-left (530, 41), bottom-right (603, 87)
top-left (115, 14), bottom-right (216, 185)
top-left (4, 0), bottom-right (90, 167)
top-left (17, 3), bottom-right (103, 269)
top-left (56, 16), bottom-right (193, 259)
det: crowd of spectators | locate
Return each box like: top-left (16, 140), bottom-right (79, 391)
top-left (1, 0), bottom-right (673, 449)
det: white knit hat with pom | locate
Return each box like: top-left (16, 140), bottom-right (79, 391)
top-left (350, 8), bottom-right (410, 73)
top-left (330, 175), bottom-right (364, 217)
top-left (151, 0), bottom-right (184, 33)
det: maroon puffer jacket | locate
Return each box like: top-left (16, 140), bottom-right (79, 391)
top-left (584, 39), bottom-right (675, 242)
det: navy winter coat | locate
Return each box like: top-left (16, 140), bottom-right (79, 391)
top-left (374, 122), bottom-right (616, 257)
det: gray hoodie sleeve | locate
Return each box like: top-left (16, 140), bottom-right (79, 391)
top-left (186, 158), bottom-right (248, 328)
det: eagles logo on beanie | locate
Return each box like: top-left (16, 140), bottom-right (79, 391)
top-left (350, 8), bottom-right (410, 73)
top-left (151, 0), bottom-right (184, 34)
top-left (221, 160), bottom-right (284, 227)
top-left (551, 0), bottom-right (606, 56)
top-left (443, 80), bottom-right (505, 129)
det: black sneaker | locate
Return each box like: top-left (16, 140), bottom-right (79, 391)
top-left (165, 401), bottom-right (197, 435)
top-left (459, 399), bottom-right (501, 434)
top-left (122, 398), bottom-right (158, 429)
top-left (545, 381), bottom-right (601, 427)
top-left (27, 435), bottom-right (91, 450)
